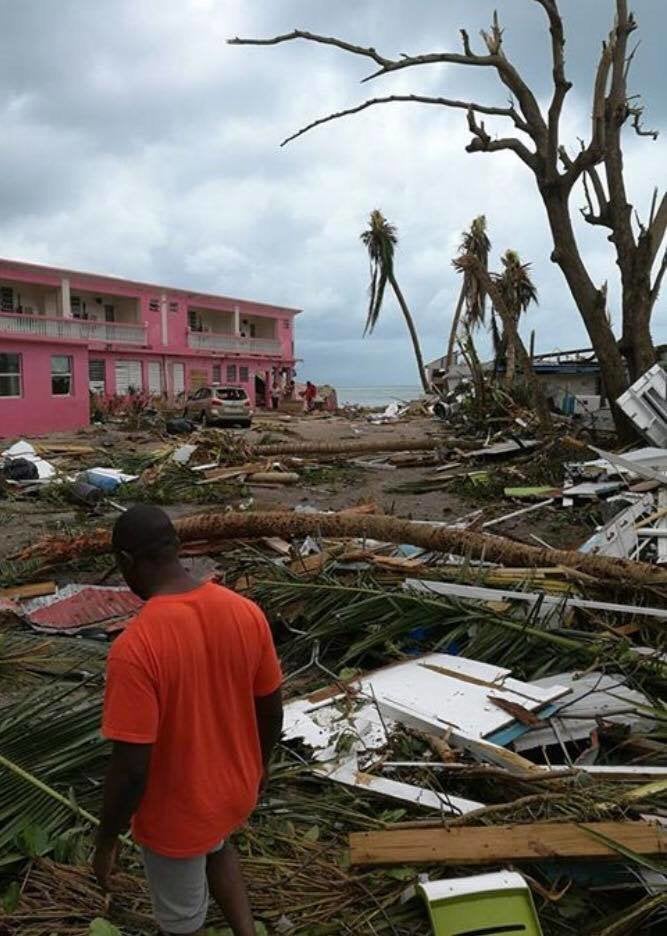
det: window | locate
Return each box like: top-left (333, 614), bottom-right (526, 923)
top-left (115, 360), bottom-right (142, 395)
top-left (0, 353), bottom-right (21, 397)
top-left (227, 364), bottom-right (237, 382)
top-left (1, 286), bottom-right (14, 312)
top-left (169, 301), bottom-right (179, 314)
top-left (188, 309), bottom-right (201, 331)
top-left (218, 387), bottom-right (247, 401)
top-left (52, 355), bottom-right (73, 396)
top-left (71, 296), bottom-right (83, 319)
top-left (212, 364), bottom-right (221, 384)
top-left (149, 298), bottom-right (160, 314)
top-left (89, 359), bottom-right (106, 394)
top-left (239, 366), bottom-right (249, 383)
top-left (148, 361), bottom-right (163, 394)
top-left (172, 362), bottom-right (185, 395)
top-left (104, 304), bottom-right (115, 323)
top-left (283, 319), bottom-right (290, 330)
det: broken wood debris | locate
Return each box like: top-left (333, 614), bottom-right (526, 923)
top-left (349, 821), bottom-right (666, 866)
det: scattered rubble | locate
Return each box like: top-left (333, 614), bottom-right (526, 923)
top-left (1, 377), bottom-right (667, 935)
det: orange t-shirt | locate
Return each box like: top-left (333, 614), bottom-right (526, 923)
top-left (101, 581), bottom-right (282, 857)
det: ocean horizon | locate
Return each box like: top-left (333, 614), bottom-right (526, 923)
top-left (336, 385), bottom-right (423, 407)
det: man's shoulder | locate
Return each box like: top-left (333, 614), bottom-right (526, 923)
top-left (206, 583), bottom-right (265, 621)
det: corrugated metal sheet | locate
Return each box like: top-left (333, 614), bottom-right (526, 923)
top-left (28, 587), bottom-right (142, 633)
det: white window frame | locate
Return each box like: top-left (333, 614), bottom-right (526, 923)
top-left (51, 355), bottom-right (73, 396)
top-left (0, 353), bottom-right (22, 398)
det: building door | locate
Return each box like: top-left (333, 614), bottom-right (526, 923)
top-left (147, 361), bottom-right (163, 394)
top-left (254, 373), bottom-right (267, 407)
top-left (115, 360), bottom-right (142, 395)
top-left (171, 362), bottom-right (185, 397)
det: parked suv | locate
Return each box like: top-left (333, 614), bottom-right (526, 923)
top-left (184, 385), bottom-right (253, 428)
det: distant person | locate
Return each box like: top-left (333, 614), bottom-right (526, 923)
top-left (303, 380), bottom-right (317, 412)
top-left (271, 377), bottom-right (281, 411)
top-left (93, 505), bottom-right (283, 936)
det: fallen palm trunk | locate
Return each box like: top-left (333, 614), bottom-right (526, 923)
top-left (16, 511), bottom-right (667, 588)
top-left (254, 437), bottom-right (464, 457)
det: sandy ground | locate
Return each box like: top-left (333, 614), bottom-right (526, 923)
top-left (0, 410), bottom-right (595, 561)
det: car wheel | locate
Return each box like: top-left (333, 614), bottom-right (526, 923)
top-left (240, 420), bottom-right (251, 429)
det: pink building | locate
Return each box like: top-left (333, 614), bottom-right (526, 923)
top-left (0, 258), bottom-right (300, 438)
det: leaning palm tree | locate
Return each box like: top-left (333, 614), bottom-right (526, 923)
top-left (445, 216), bottom-right (491, 371)
top-left (454, 253), bottom-right (551, 430)
top-left (360, 210), bottom-right (429, 393)
top-left (493, 250), bottom-right (539, 386)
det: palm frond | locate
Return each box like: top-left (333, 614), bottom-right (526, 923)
top-left (360, 210), bottom-right (397, 333)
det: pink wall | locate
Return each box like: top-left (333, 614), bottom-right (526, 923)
top-left (0, 340), bottom-right (89, 438)
top-left (0, 258), bottom-right (300, 435)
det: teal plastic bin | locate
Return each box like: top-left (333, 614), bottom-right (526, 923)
top-left (417, 870), bottom-right (543, 936)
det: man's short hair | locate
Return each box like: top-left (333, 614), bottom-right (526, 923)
top-left (112, 505), bottom-right (180, 561)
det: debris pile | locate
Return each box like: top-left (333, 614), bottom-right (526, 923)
top-left (0, 373), bottom-right (667, 934)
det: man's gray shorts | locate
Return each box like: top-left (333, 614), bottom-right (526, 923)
top-left (142, 839), bottom-right (225, 934)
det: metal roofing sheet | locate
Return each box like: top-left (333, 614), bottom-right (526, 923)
top-left (28, 587), bottom-right (142, 632)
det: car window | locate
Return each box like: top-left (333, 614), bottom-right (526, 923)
top-left (218, 387), bottom-right (247, 401)
top-left (200, 388), bottom-right (212, 399)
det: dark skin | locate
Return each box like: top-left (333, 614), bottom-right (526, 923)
top-left (93, 547), bottom-right (284, 936)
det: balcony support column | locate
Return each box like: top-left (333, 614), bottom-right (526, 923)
top-left (60, 278), bottom-right (72, 318)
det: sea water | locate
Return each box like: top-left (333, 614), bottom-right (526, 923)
top-left (337, 385), bottom-right (423, 407)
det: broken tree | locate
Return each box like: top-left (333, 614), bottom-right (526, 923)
top-left (18, 510), bottom-right (667, 589)
top-left (229, 0), bottom-right (666, 438)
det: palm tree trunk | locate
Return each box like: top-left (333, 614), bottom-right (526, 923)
top-left (21, 510), bottom-right (666, 589)
top-left (504, 326), bottom-right (517, 387)
top-left (457, 256), bottom-right (552, 431)
top-left (445, 284), bottom-right (466, 371)
top-left (388, 273), bottom-right (430, 393)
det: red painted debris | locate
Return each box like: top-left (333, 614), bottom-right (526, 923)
top-left (28, 588), bottom-right (143, 633)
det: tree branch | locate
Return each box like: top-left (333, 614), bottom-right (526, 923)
top-left (230, 18), bottom-right (548, 153)
top-left (647, 193), bottom-right (667, 267)
top-left (561, 40), bottom-right (611, 188)
top-left (628, 105), bottom-right (659, 140)
top-left (466, 110), bottom-right (537, 169)
top-left (532, 0), bottom-right (573, 170)
top-left (279, 94), bottom-right (530, 147)
top-left (227, 30), bottom-right (392, 68)
top-left (650, 250), bottom-right (667, 311)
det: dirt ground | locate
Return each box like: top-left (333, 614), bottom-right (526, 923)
top-left (0, 410), bottom-right (596, 561)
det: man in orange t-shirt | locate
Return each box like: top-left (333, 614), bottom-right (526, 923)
top-left (93, 505), bottom-right (283, 936)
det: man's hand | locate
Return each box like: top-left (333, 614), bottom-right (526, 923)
top-left (93, 834), bottom-right (119, 892)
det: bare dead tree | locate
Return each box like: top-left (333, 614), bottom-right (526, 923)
top-left (229, 1), bottom-right (665, 440)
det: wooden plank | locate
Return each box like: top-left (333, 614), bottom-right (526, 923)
top-left (0, 581), bottom-right (57, 601)
top-left (349, 821), bottom-right (666, 866)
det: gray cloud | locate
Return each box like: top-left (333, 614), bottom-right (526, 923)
top-left (0, 0), bottom-right (664, 385)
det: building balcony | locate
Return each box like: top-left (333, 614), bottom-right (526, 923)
top-left (187, 330), bottom-right (282, 356)
top-left (0, 312), bottom-right (147, 346)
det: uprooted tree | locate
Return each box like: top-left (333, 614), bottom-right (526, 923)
top-left (229, 0), bottom-right (666, 439)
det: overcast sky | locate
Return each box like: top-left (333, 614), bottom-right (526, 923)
top-left (0, 0), bottom-right (664, 386)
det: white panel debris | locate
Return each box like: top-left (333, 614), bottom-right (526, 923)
top-left (512, 672), bottom-right (655, 752)
top-left (616, 364), bottom-right (667, 446)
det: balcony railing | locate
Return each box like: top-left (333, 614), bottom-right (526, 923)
top-left (0, 312), bottom-right (147, 345)
top-left (187, 331), bottom-right (282, 355)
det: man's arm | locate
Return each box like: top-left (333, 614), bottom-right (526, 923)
top-left (254, 687), bottom-right (283, 779)
top-left (93, 741), bottom-right (152, 889)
